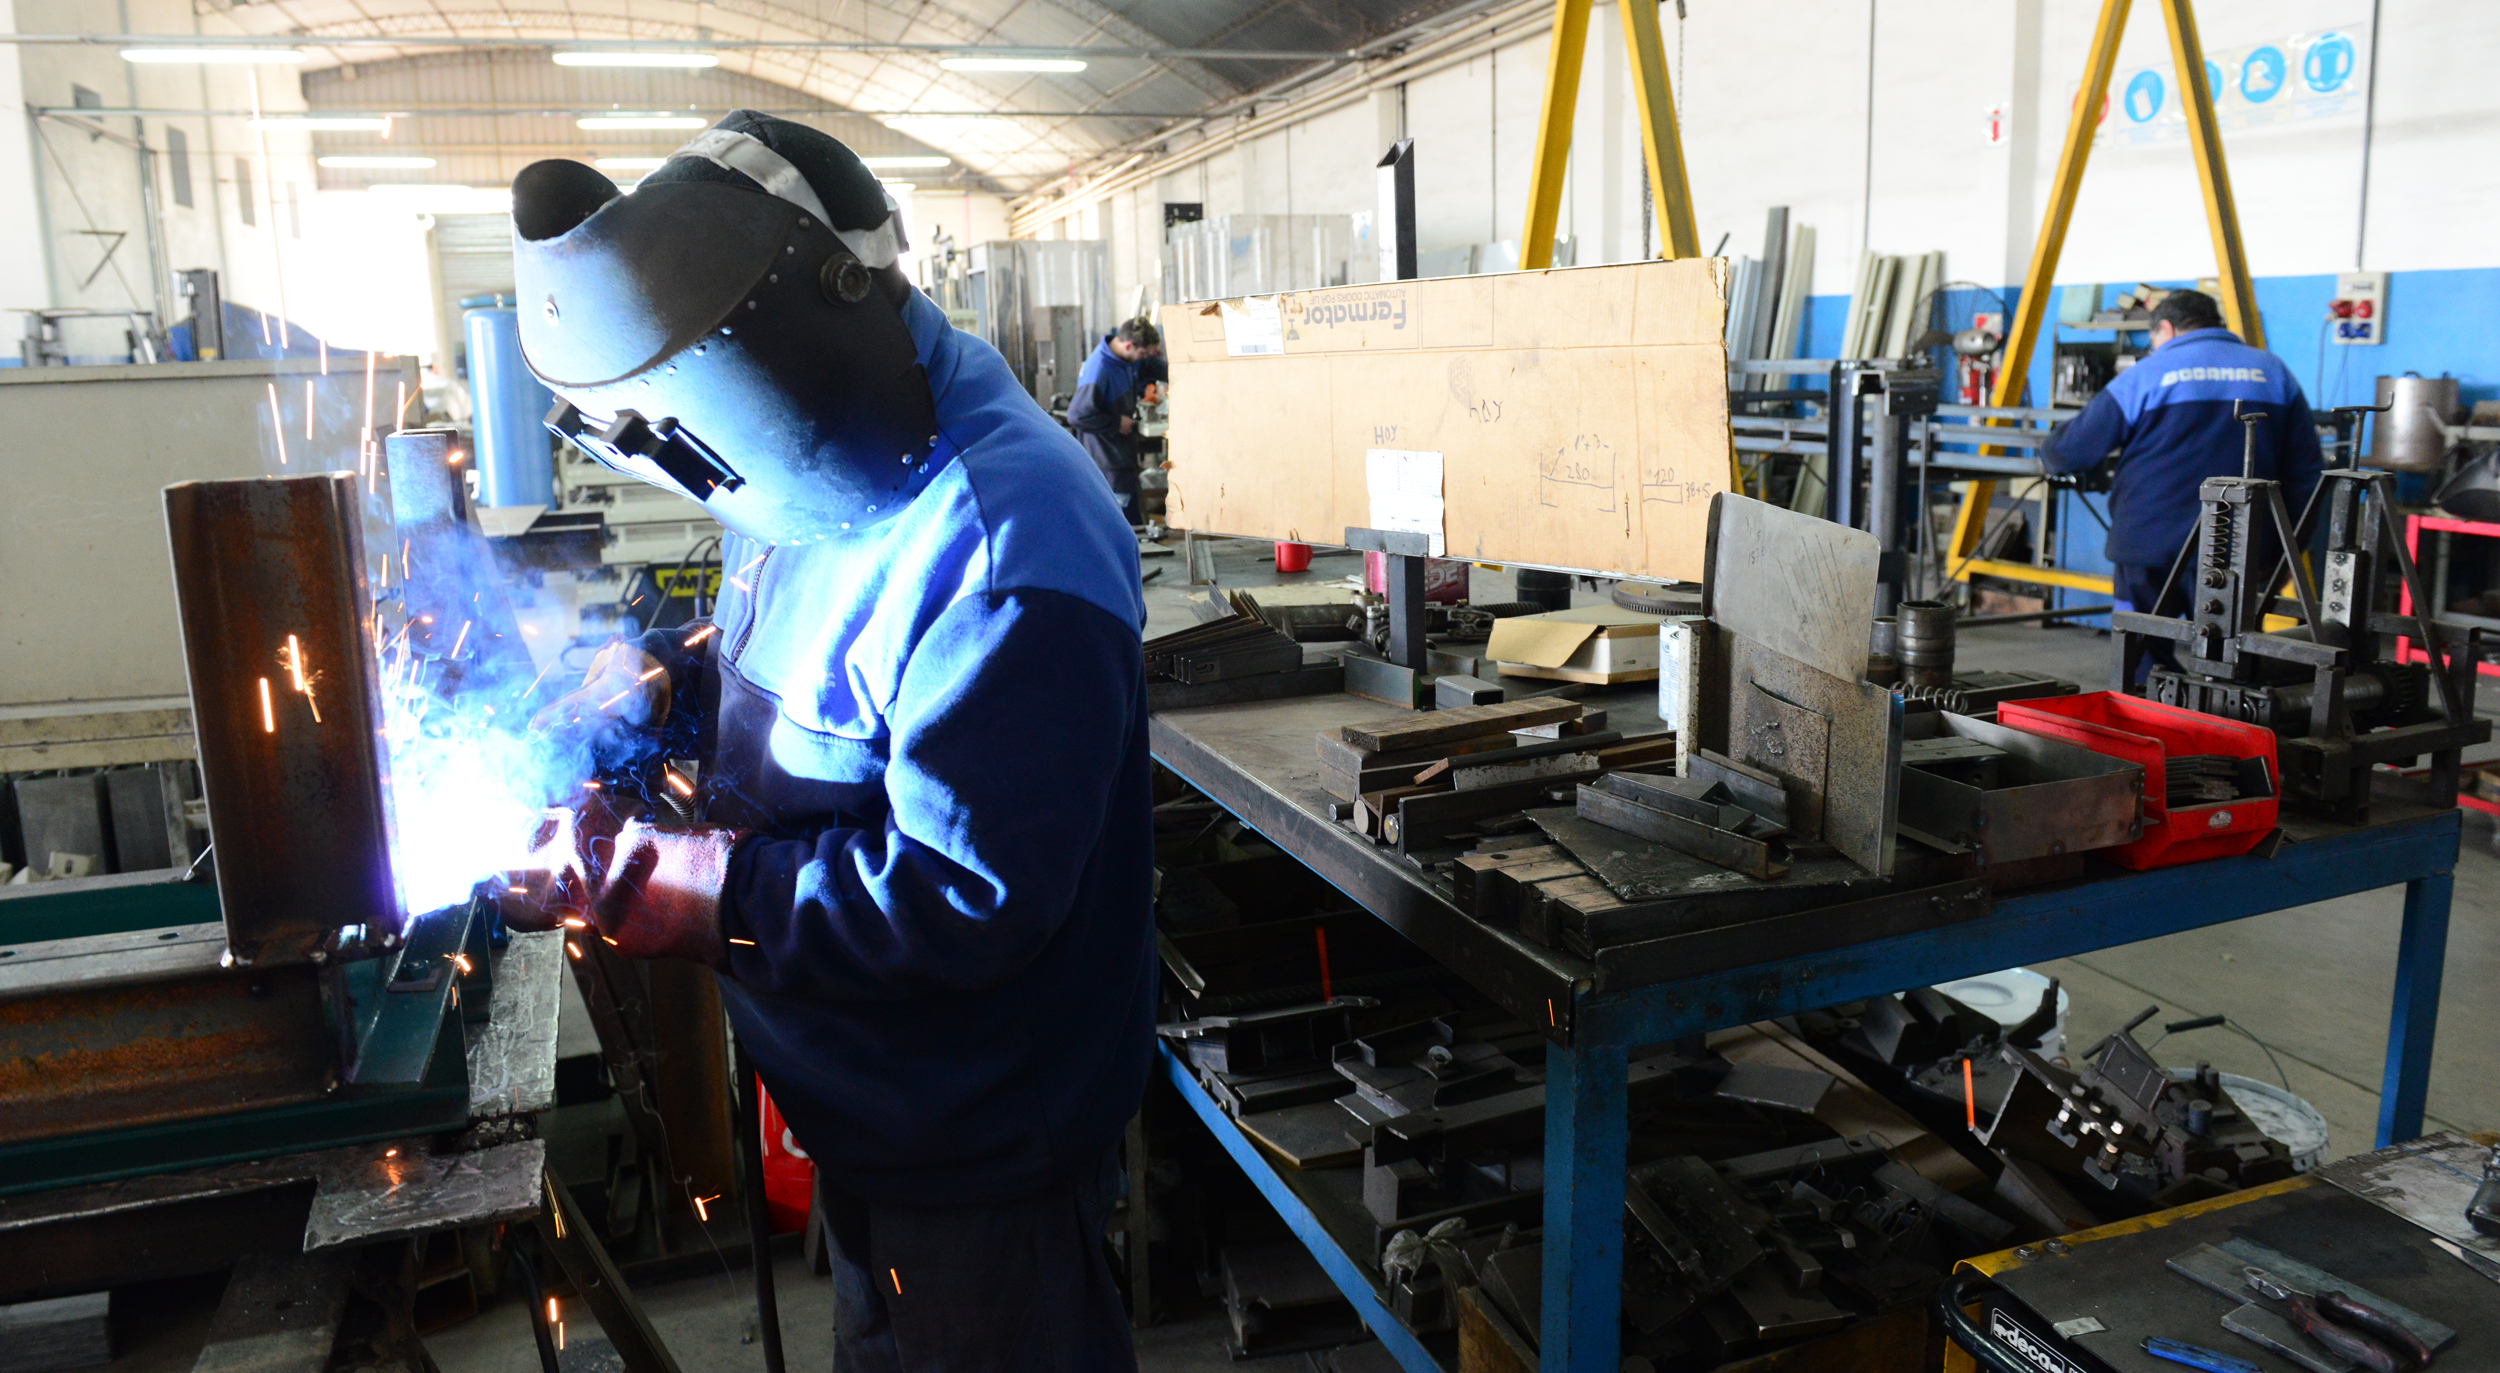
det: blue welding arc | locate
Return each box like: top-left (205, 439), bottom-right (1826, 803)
top-left (2306, 32), bottom-right (2356, 93)
top-left (2241, 45), bottom-right (2286, 103)
top-left (2125, 70), bottom-right (2164, 122)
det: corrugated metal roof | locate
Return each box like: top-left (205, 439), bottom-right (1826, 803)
top-left (212, 0), bottom-right (1479, 192)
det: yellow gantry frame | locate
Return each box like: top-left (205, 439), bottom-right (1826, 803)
top-left (1518, 0), bottom-right (1699, 267)
top-left (1950, 0), bottom-right (2262, 596)
top-left (1518, 0), bottom-right (1718, 489)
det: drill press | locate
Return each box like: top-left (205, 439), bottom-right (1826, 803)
top-left (2111, 403), bottom-right (2488, 821)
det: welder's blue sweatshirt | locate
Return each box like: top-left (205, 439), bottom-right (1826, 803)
top-left (640, 289), bottom-right (1152, 1208)
top-left (2044, 326), bottom-right (2323, 567)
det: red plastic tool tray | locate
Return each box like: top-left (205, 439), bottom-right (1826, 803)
top-left (1997, 692), bottom-right (2277, 870)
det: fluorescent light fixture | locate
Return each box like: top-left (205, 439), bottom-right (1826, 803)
top-left (122, 46), bottom-right (306, 63)
top-left (553, 51), bottom-right (718, 68)
top-left (319, 155), bottom-right (437, 168)
top-left (594, 157), bottom-right (669, 171)
top-left (939, 57), bottom-right (1086, 73)
top-left (577, 115), bottom-right (709, 131)
top-left (878, 179), bottom-right (917, 191)
top-left (252, 115), bottom-right (393, 131)
top-left (859, 155), bottom-right (951, 170)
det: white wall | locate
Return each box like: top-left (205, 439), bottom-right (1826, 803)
top-left (1030, 0), bottom-right (2500, 311)
top-left (0, 0), bottom-right (49, 343)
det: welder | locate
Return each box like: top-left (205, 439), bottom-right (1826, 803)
top-left (2042, 289), bottom-right (2324, 627)
top-left (502, 112), bottom-right (1151, 1372)
top-left (1062, 316), bottom-right (1161, 519)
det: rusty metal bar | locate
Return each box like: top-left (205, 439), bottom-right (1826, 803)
top-left (165, 473), bottom-right (401, 965)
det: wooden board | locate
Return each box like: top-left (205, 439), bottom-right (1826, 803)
top-left (1339, 698), bottom-right (1580, 753)
top-left (1161, 259), bottom-right (1733, 582)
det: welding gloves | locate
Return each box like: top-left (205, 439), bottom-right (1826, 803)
top-left (500, 797), bottom-right (746, 969)
top-left (529, 639), bottom-right (673, 734)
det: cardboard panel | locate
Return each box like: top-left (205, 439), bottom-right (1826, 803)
top-left (1163, 258), bottom-right (1731, 582)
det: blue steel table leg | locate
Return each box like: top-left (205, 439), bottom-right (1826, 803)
top-left (1539, 1042), bottom-right (1627, 1373)
top-left (2377, 867), bottom-right (2454, 1147)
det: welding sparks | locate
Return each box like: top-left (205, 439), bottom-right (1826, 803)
top-left (663, 768), bottom-right (695, 798)
top-left (265, 383), bottom-right (289, 467)
top-left (450, 620), bottom-right (472, 658)
top-left (729, 937), bottom-right (755, 947)
top-left (557, 1322), bottom-right (565, 1351)
top-left (395, 379), bottom-right (409, 429)
top-left (450, 953), bottom-right (473, 975)
top-left (693, 1193), bottom-right (719, 1222)
top-left (385, 1146), bottom-right (399, 1158)
top-left (736, 552), bottom-right (766, 577)
top-left (305, 378), bottom-right (316, 442)
top-left (684, 623), bottom-right (719, 647)
top-left (280, 635), bottom-right (324, 723)
top-left (258, 677), bottom-right (276, 734)
top-left (562, 916), bottom-right (587, 929)
top-left (728, 575), bottom-right (752, 593)
top-left (565, 940), bottom-right (582, 960)
top-left (547, 1298), bottom-right (559, 1325)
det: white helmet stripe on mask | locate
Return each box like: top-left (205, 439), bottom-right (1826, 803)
top-left (668, 127), bottom-right (905, 269)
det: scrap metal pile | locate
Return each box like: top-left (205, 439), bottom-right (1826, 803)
top-left (1149, 812), bottom-right (2314, 1367)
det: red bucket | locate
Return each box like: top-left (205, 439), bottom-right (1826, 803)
top-left (1274, 541), bottom-right (1312, 573)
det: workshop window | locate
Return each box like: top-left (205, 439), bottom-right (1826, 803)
top-left (237, 157), bottom-right (254, 226)
top-left (165, 127), bottom-right (193, 208)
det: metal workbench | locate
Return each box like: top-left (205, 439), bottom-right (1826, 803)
top-left (1149, 687), bottom-right (2462, 1373)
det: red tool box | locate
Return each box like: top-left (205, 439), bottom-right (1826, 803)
top-left (1998, 693), bottom-right (2277, 870)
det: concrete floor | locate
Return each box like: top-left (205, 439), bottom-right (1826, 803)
top-left (420, 1249), bottom-right (1343, 1372)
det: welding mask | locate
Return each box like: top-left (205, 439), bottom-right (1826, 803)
top-left (510, 114), bottom-right (938, 545)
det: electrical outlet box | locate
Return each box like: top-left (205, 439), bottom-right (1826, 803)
top-left (2330, 270), bottom-right (2387, 345)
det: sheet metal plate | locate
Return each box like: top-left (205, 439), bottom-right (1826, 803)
top-left (1703, 493), bottom-right (1881, 685)
top-left (465, 930), bottom-right (564, 1119)
top-left (1726, 634), bottom-right (1900, 875)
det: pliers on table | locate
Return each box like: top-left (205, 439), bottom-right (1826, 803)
top-left (2242, 1267), bottom-right (2436, 1372)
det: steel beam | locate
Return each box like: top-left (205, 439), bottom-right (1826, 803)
top-left (165, 473), bottom-right (400, 964)
top-left (2378, 866), bottom-right (2453, 1146)
top-left (1950, 0), bottom-right (2131, 570)
top-left (1538, 1043), bottom-right (1627, 1373)
top-left (1516, 0), bottom-right (1592, 273)
top-left (2159, 0), bottom-right (2262, 347)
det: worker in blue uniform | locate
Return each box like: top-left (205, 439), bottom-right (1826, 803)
top-left (1063, 317), bottom-right (1161, 520)
top-left (2043, 289), bottom-right (2324, 631)
top-left (503, 112), bottom-right (1150, 1373)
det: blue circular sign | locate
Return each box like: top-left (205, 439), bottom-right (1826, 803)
top-left (2306, 33), bottom-right (2356, 92)
top-left (2125, 70), bottom-right (2165, 122)
top-left (2241, 45), bottom-right (2287, 103)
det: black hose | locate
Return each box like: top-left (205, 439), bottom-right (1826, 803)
top-left (1931, 1270), bottom-right (2042, 1373)
top-left (734, 1040), bottom-right (788, 1373)
top-left (507, 1236), bottom-right (563, 1373)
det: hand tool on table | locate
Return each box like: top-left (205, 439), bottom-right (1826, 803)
top-left (2143, 1338), bottom-right (2263, 1373)
top-left (2241, 1267), bottom-right (2429, 1373)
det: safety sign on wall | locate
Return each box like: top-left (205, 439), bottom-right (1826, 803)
top-left (2091, 25), bottom-right (2370, 147)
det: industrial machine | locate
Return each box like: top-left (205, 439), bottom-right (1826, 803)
top-left (2113, 404), bottom-right (2490, 819)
